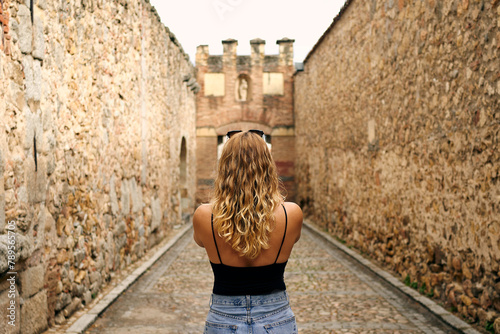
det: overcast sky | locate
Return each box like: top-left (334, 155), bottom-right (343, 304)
top-left (149, 0), bottom-right (347, 64)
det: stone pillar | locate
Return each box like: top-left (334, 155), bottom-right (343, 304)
top-left (196, 45), bottom-right (209, 67)
top-left (250, 38), bottom-right (265, 65)
top-left (222, 38), bottom-right (238, 65)
top-left (277, 38), bottom-right (295, 66)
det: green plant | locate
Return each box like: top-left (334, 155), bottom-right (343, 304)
top-left (419, 282), bottom-right (427, 294)
top-left (410, 281), bottom-right (418, 289)
top-left (485, 321), bottom-right (494, 333)
top-left (404, 275), bottom-right (411, 286)
top-left (335, 236), bottom-right (346, 244)
top-left (426, 288), bottom-right (434, 298)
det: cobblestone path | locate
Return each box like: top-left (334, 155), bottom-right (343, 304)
top-left (85, 225), bottom-right (457, 334)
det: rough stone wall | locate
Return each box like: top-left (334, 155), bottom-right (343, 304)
top-left (0, 0), bottom-right (197, 332)
top-left (195, 39), bottom-right (296, 205)
top-left (295, 0), bottom-right (500, 330)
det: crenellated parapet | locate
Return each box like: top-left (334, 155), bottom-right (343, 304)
top-left (196, 38), bottom-right (295, 68)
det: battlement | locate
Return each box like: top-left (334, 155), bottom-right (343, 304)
top-left (196, 38), bottom-right (295, 67)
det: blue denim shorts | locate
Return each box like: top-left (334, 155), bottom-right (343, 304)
top-left (204, 291), bottom-right (297, 334)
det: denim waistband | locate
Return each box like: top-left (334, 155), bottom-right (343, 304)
top-left (210, 290), bottom-right (289, 307)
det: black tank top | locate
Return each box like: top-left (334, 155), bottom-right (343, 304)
top-left (210, 204), bottom-right (288, 296)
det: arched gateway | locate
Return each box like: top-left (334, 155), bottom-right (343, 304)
top-left (195, 38), bottom-right (296, 205)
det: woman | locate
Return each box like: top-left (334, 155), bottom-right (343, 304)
top-left (193, 130), bottom-right (303, 334)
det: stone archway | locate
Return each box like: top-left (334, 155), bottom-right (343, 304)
top-left (215, 122), bottom-right (273, 160)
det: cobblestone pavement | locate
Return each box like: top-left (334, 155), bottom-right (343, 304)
top-left (84, 226), bottom-right (458, 334)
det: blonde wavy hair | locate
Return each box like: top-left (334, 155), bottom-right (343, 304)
top-left (211, 131), bottom-right (284, 259)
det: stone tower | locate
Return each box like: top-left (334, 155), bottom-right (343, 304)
top-left (195, 38), bottom-right (296, 205)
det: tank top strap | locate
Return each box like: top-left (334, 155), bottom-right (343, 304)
top-left (211, 214), bottom-right (223, 264)
top-left (274, 204), bottom-right (288, 264)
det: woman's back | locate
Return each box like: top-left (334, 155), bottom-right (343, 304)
top-left (193, 130), bottom-right (302, 333)
top-left (193, 201), bottom-right (302, 268)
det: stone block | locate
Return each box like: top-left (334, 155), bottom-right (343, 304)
top-left (21, 56), bottom-right (35, 104)
top-left (109, 174), bottom-right (119, 216)
top-left (17, 5), bottom-right (32, 54)
top-left (37, 0), bottom-right (47, 10)
top-left (24, 159), bottom-right (36, 205)
top-left (151, 197), bottom-right (161, 232)
top-left (33, 59), bottom-right (42, 102)
top-left (54, 312), bottom-right (65, 325)
top-left (120, 179), bottom-right (131, 215)
top-left (130, 177), bottom-right (143, 214)
top-left (44, 207), bottom-right (55, 233)
top-left (83, 290), bottom-right (92, 305)
top-left (73, 249), bottom-right (85, 267)
top-left (89, 271), bottom-right (101, 284)
top-left (55, 292), bottom-right (71, 312)
top-left (9, 20), bottom-right (19, 45)
top-left (0, 234), bottom-right (33, 271)
top-left (19, 264), bottom-right (45, 298)
top-left (114, 221), bottom-right (126, 237)
top-left (71, 283), bottom-right (85, 297)
top-left (34, 156), bottom-right (47, 204)
top-left (32, 16), bottom-right (44, 60)
top-left (0, 287), bottom-right (21, 334)
top-left (115, 234), bottom-right (127, 251)
top-left (20, 290), bottom-right (48, 334)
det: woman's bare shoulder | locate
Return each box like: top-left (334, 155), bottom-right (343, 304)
top-left (193, 204), bottom-right (212, 247)
top-left (283, 202), bottom-right (303, 217)
top-left (194, 203), bottom-right (212, 214)
top-left (193, 203), bottom-right (212, 224)
top-left (283, 202), bottom-right (303, 242)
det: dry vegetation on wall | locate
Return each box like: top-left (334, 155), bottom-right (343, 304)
top-left (295, 0), bottom-right (499, 331)
top-left (0, 0), bottom-right (197, 332)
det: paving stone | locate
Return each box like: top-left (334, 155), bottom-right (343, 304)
top-left (42, 225), bottom-right (464, 333)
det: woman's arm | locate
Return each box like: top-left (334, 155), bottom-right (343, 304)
top-left (286, 202), bottom-right (303, 243)
top-left (192, 204), bottom-right (209, 247)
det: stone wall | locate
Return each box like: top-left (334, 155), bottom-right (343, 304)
top-left (295, 0), bottom-right (500, 330)
top-left (0, 0), bottom-right (197, 332)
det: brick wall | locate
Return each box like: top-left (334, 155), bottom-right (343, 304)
top-left (0, 0), bottom-right (197, 332)
top-left (195, 39), bottom-right (296, 205)
top-left (195, 134), bottom-right (218, 204)
top-left (271, 134), bottom-right (296, 199)
top-left (295, 0), bottom-right (500, 329)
